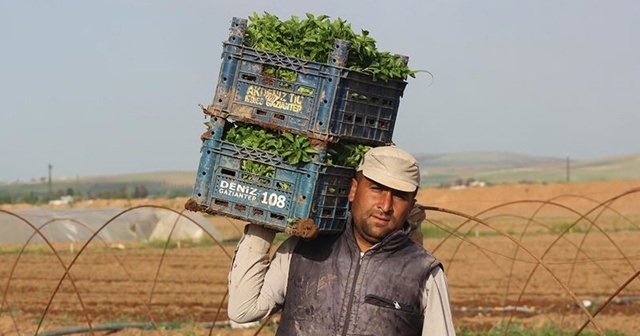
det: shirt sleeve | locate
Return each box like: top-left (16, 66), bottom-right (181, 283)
top-left (227, 223), bottom-right (296, 323)
top-left (421, 267), bottom-right (456, 335)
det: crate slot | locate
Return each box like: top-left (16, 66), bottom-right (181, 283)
top-left (241, 74), bottom-right (258, 82)
top-left (221, 168), bottom-right (236, 177)
top-left (270, 213), bottom-right (285, 221)
top-left (343, 114), bottom-right (354, 123)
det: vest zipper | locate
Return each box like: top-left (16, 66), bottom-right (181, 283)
top-left (341, 253), bottom-right (363, 336)
top-left (364, 294), bottom-right (418, 314)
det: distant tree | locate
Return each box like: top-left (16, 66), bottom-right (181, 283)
top-left (97, 190), bottom-right (114, 199)
top-left (0, 195), bottom-right (12, 205)
top-left (22, 191), bottom-right (38, 204)
top-left (134, 185), bottom-right (149, 198)
top-left (165, 188), bottom-right (189, 198)
top-left (117, 186), bottom-right (128, 199)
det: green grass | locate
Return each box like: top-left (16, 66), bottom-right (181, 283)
top-left (457, 323), bottom-right (631, 336)
top-left (421, 220), bottom-right (639, 240)
top-left (422, 224), bottom-right (509, 239)
top-left (0, 238), bottom-right (222, 256)
top-left (0, 244), bottom-right (52, 255)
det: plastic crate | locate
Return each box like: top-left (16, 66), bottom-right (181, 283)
top-left (206, 17), bottom-right (408, 146)
top-left (185, 117), bottom-right (354, 236)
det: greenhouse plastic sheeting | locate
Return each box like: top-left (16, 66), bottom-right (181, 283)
top-left (0, 207), bottom-right (222, 245)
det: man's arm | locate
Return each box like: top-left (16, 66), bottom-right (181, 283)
top-left (421, 267), bottom-right (456, 335)
top-left (227, 224), bottom-right (296, 323)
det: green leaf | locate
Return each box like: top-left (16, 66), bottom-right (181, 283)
top-left (282, 132), bottom-right (295, 142)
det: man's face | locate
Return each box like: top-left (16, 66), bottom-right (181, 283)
top-left (348, 174), bottom-right (416, 251)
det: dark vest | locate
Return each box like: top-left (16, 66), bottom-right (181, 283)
top-left (276, 222), bottom-right (441, 336)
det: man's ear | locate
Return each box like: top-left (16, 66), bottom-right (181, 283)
top-left (348, 177), bottom-right (358, 202)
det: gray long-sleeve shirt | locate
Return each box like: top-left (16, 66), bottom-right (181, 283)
top-left (228, 224), bottom-right (456, 335)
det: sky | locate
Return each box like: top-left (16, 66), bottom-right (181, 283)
top-left (1, 0), bottom-right (638, 182)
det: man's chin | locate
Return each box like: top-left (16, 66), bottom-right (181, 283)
top-left (363, 227), bottom-right (392, 243)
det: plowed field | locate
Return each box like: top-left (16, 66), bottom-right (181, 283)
top-left (2, 180), bottom-right (640, 335)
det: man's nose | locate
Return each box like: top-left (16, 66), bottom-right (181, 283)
top-left (377, 191), bottom-right (394, 213)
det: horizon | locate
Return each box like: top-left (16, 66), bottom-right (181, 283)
top-left (3, 149), bottom-right (638, 184)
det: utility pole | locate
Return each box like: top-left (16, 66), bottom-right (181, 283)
top-left (48, 164), bottom-right (53, 201)
top-left (566, 156), bottom-right (570, 183)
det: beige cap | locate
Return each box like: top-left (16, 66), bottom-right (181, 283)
top-left (356, 145), bottom-right (420, 192)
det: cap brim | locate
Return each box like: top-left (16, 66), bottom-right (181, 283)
top-left (362, 168), bottom-right (417, 192)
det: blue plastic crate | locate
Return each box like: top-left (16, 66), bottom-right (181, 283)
top-left (206, 17), bottom-right (407, 146)
top-left (185, 117), bottom-right (354, 236)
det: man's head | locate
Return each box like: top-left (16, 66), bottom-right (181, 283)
top-left (348, 146), bottom-right (420, 251)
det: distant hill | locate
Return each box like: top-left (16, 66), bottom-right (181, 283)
top-left (0, 171), bottom-right (197, 204)
top-left (2, 152), bottom-right (640, 203)
top-left (417, 151), bottom-right (640, 187)
top-left (415, 151), bottom-right (563, 169)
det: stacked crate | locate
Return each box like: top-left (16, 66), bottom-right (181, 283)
top-left (185, 17), bottom-right (408, 238)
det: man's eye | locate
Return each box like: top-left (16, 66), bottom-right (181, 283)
top-left (392, 191), bottom-right (412, 201)
top-left (393, 195), bottom-right (409, 202)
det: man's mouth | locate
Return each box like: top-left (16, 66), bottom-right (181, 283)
top-left (371, 214), bottom-right (391, 223)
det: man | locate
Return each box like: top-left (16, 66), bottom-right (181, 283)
top-left (228, 145), bottom-right (455, 335)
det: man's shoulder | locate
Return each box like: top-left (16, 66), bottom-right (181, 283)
top-left (401, 242), bottom-right (442, 270)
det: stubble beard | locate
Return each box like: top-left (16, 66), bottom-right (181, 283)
top-left (357, 210), bottom-right (397, 245)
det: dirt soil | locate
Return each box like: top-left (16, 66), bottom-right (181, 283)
top-left (2, 180), bottom-right (640, 335)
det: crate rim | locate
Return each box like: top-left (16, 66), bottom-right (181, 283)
top-left (220, 40), bottom-right (409, 86)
